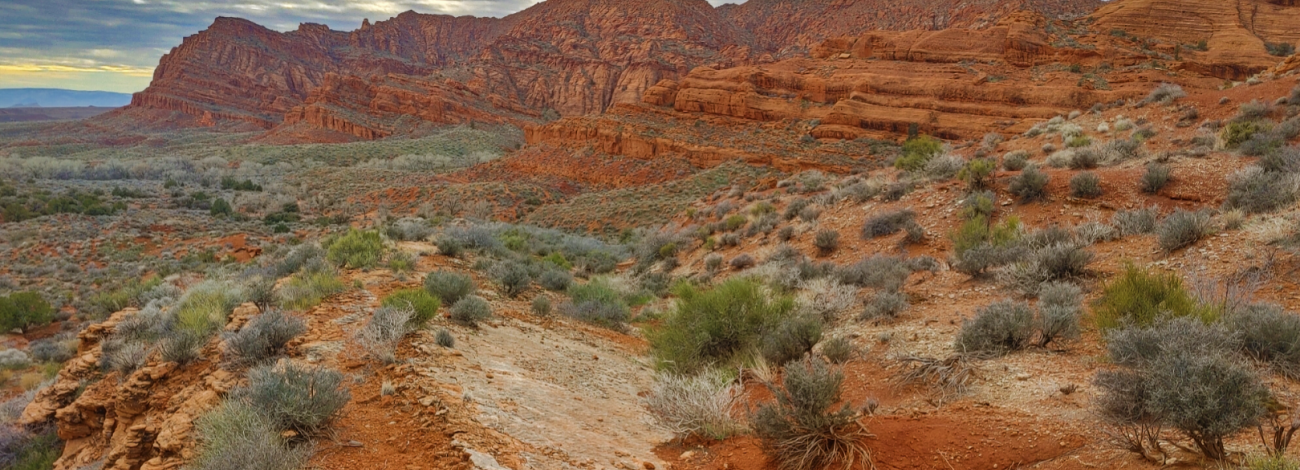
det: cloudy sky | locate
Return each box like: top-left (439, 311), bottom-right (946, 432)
top-left (0, 0), bottom-right (741, 94)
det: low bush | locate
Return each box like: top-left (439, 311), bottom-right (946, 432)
top-left (794, 278), bottom-right (856, 322)
top-left (1070, 172), bottom-right (1103, 198)
top-left (949, 216), bottom-right (1023, 276)
top-left (954, 300), bottom-right (1034, 357)
top-left (820, 337), bottom-right (854, 364)
top-left (894, 135), bottom-right (943, 172)
top-left (1142, 83), bottom-right (1186, 105)
top-left (730, 254), bottom-right (755, 270)
top-left (645, 369), bottom-right (744, 440)
top-left (435, 328), bottom-right (455, 348)
top-left (189, 400), bottom-right (308, 470)
top-left (1009, 165), bottom-right (1049, 203)
top-left (177, 282), bottom-right (247, 337)
top-left (1036, 282), bottom-right (1082, 347)
top-left (424, 270), bottom-right (475, 305)
top-left (1259, 146), bottom-right (1300, 173)
top-left (434, 237), bottom-right (463, 257)
top-left (860, 290), bottom-right (909, 321)
top-left (1113, 207), bottom-right (1159, 236)
top-left (1140, 163), bottom-right (1171, 194)
top-left (1223, 120), bottom-right (1268, 148)
top-left (223, 310), bottom-right (307, 369)
top-left (496, 262), bottom-right (532, 298)
top-left (999, 242), bottom-right (1093, 294)
top-left (961, 190), bottom-right (995, 220)
top-left (1226, 167), bottom-right (1300, 214)
top-left (385, 217), bottom-right (433, 241)
top-left (1156, 209), bottom-right (1212, 252)
top-left (538, 269), bottom-right (572, 291)
top-left (813, 229), bottom-right (840, 255)
top-left (1002, 150), bottom-right (1029, 171)
top-left (531, 296), bottom-right (552, 316)
top-left (924, 154), bottom-right (965, 179)
top-left (862, 209), bottom-right (915, 238)
top-left (1068, 148), bottom-right (1100, 169)
top-left (836, 255), bottom-right (914, 291)
top-left (1227, 303), bottom-right (1300, 378)
top-left (751, 357), bottom-right (870, 470)
top-left (449, 296), bottom-right (491, 327)
top-left (278, 270), bottom-right (345, 311)
top-left (380, 289), bottom-right (440, 327)
top-left (0, 425), bottom-right (60, 470)
top-left (240, 363), bottom-right (350, 434)
top-left (354, 306), bottom-right (413, 363)
top-left (1266, 41), bottom-right (1296, 57)
top-left (27, 336), bottom-right (76, 363)
top-left (326, 229), bottom-right (384, 269)
top-left (1240, 132), bottom-right (1284, 157)
top-left (0, 292), bottom-right (54, 333)
top-left (649, 278), bottom-right (795, 373)
top-left (1093, 265), bottom-right (1207, 330)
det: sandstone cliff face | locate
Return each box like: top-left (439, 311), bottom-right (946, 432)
top-left (124, 0), bottom-right (1129, 142)
top-left (1090, 0), bottom-right (1300, 79)
top-left (718, 0), bottom-right (1103, 58)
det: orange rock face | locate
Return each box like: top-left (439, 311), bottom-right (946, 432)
top-left (123, 0), bottom-right (1113, 142)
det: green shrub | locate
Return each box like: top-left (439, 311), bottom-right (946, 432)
top-left (813, 229), bottom-right (840, 255)
top-left (223, 310), bottom-right (306, 369)
top-left (751, 357), bottom-right (870, 470)
top-left (1156, 209), bottom-right (1212, 252)
top-left (1223, 121), bottom-right (1268, 148)
top-left (538, 269), bottom-right (572, 291)
top-left (1093, 265), bottom-right (1207, 330)
top-left (190, 400), bottom-right (307, 470)
top-left (0, 292), bottom-right (54, 332)
top-left (645, 368), bottom-right (744, 440)
top-left (210, 198), bottom-right (233, 217)
top-left (531, 296), bottom-right (552, 316)
top-left (562, 278), bottom-right (631, 329)
top-left (2, 427), bottom-right (62, 470)
top-left (326, 229), bottom-right (384, 269)
top-left (381, 289), bottom-right (440, 327)
top-left (1036, 282), bottom-right (1082, 347)
top-left (1140, 163), bottom-right (1171, 194)
top-left (1002, 150), bottom-right (1029, 171)
top-left (1009, 165), bottom-right (1049, 202)
top-left (1070, 172), bottom-right (1102, 198)
top-left (1227, 303), bottom-right (1300, 379)
top-left (449, 296), bottom-right (491, 327)
top-left (862, 209), bottom-right (915, 238)
top-left (424, 270), bottom-right (475, 305)
top-left (820, 337), bottom-right (854, 364)
top-left (761, 314), bottom-right (823, 366)
top-left (1226, 167), bottom-right (1299, 214)
top-left (1145, 353), bottom-right (1268, 460)
top-left (1266, 42), bottom-right (1296, 57)
top-left (496, 262), bottom-right (532, 298)
top-left (949, 216), bottom-right (1023, 276)
top-left (954, 300), bottom-right (1034, 357)
top-left (435, 237), bottom-right (463, 257)
top-left (961, 190), bottom-right (996, 220)
top-left (1113, 207), bottom-right (1158, 236)
top-left (649, 278), bottom-right (795, 373)
top-left (240, 363), bottom-right (350, 434)
top-left (958, 158), bottom-right (996, 191)
top-left (895, 135), bottom-right (943, 172)
top-left (435, 329), bottom-right (455, 348)
top-left (177, 282), bottom-right (247, 337)
top-left (860, 291), bottom-right (909, 321)
top-left (278, 270), bottom-right (346, 311)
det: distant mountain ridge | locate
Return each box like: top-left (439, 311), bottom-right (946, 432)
top-left (0, 89), bottom-right (132, 108)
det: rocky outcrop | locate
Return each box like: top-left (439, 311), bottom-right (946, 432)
top-left (21, 305), bottom-right (260, 470)
top-left (718, 0), bottom-right (1103, 58)
top-left (121, 0), bottom-right (1123, 142)
top-left (1090, 0), bottom-right (1300, 80)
